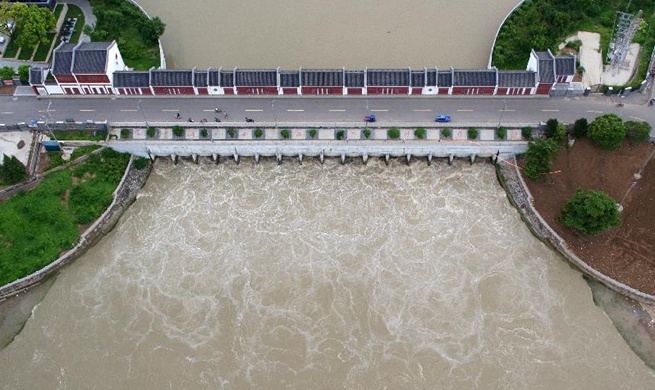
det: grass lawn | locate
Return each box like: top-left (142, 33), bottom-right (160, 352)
top-left (0, 149), bottom-right (130, 286)
top-left (62, 4), bottom-right (85, 44)
top-left (44, 145), bottom-right (102, 172)
top-left (51, 129), bottom-right (107, 141)
top-left (54, 3), bottom-right (64, 21)
top-left (33, 33), bottom-right (56, 62)
top-left (2, 39), bottom-right (19, 58)
top-left (17, 45), bottom-right (34, 60)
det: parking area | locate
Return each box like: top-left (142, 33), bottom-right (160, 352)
top-left (0, 32), bottom-right (8, 54)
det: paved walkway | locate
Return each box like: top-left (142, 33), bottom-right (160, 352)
top-left (0, 59), bottom-right (45, 71)
top-left (59, 0), bottom-right (96, 42)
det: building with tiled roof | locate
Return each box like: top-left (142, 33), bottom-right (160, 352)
top-left (113, 71), bottom-right (152, 95)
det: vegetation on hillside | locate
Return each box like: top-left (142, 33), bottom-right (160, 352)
top-left (0, 154), bottom-right (28, 185)
top-left (523, 138), bottom-right (561, 181)
top-left (588, 114), bottom-right (626, 150)
top-left (559, 188), bottom-right (621, 235)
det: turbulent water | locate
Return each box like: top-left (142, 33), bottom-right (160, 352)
top-left (137, 0), bottom-right (521, 68)
top-left (1, 159), bottom-right (654, 389)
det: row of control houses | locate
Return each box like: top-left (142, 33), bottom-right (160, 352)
top-left (30, 41), bottom-right (576, 97)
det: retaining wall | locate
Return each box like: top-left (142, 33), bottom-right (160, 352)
top-left (497, 157), bottom-right (655, 303)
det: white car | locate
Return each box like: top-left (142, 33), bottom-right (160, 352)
top-left (0, 37), bottom-right (5, 44)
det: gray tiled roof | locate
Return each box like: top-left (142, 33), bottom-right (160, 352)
top-left (194, 69), bottom-right (208, 87)
top-left (453, 69), bottom-right (497, 86)
top-left (235, 70), bottom-right (277, 86)
top-left (301, 69), bottom-right (343, 86)
top-left (535, 51), bottom-right (555, 83)
top-left (208, 69), bottom-right (219, 86)
top-left (29, 67), bottom-right (44, 84)
top-left (113, 71), bottom-right (150, 88)
top-left (426, 69), bottom-right (437, 85)
top-left (411, 70), bottom-right (425, 87)
top-left (437, 71), bottom-right (452, 86)
top-left (72, 42), bottom-right (112, 74)
top-left (498, 71), bottom-right (536, 87)
top-left (345, 70), bottom-right (364, 87)
top-left (150, 70), bottom-right (193, 86)
top-left (366, 69), bottom-right (410, 86)
top-left (220, 70), bottom-right (234, 87)
top-left (280, 71), bottom-right (300, 87)
top-left (555, 55), bottom-right (575, 76)
top-left (52, 43), bottom-right (76, 75)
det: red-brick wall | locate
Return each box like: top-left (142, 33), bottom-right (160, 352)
top-left (196, 88), bottom-right (208, 95)
top-left (347, 88), bottom-right (363, 95)
top-left (282, 88), bottom-right (298, 95)
top-left (367, 87), bottom-right (409, 95)
top-left (438, 87), bottom-right (450, 95)
top-left (118, 88), bottom-right (152, 95)
top-left (236, 86), bottom-right (277, 95)
top-left (411, 88), bottom-right (423, 95)
top-left (152, 87), bottom-right (195, 95)
top-left (223, 88), bottom-right (235, 95)
top-left (301, 86), bottom-right (342, 95)
top-left (452, 87), bottom-right (495, 95)
top-left (76, 74), bottom-right (110, 84)
top-left (536, 83), bottom-right (552, 95)
top-left (55, 75), bottom-right (76, 84)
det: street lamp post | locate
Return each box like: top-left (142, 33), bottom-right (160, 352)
top-left (138, 99), bottom-right (149, 128)
top-left (272, 99), bottom-right (277, 129)
top-left (498, 99), bottom-right (507, 129)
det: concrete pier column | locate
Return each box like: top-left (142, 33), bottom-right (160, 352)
top-left (428, 152), bottom-right (433, 166)
top-left (362, 153), bottom-right (368, 164)
top-left (276, 152), bottom-right (282, 165)
top-left (470, 154), bottom-right (476, 165)
top-left (448, 154), bottom-right (454, 165)
top-left (385, 154), bottom-right (390, 166)
top-left (255, 153), bottom-right (260, 164)
top-left (341, 153), bottom-right (346, 165)
top-left (320, 150), bottom-right (324, 164)
top-left (171, 154), bottom-right (177, 165)
top-left (212, 153), bottom-right (219, 164)
top-left (233, 152), bottom-right (240, 164)
top-left (298, 153), bottom-right (303, 164)
top-left (406, 153), bottom-right (411, 165)
top-left (192, 153), bottom-right (198, 164)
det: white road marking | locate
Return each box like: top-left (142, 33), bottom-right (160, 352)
top-left (203, 109), bottom-right (216, 112)
top-left (329, 109), bottom-right (346, 112)
top-left (371, 109), bottom-right (388, 112)
top-left (121, 109), bottom-right (138, 112)
top-left (541, 109), bottom-right (560, 112)
top-left (499, 109), bottom-right (516, 112)
top-left (79, 109), bottom-right (96, 112)
top-left (2, 112), bottom-right (13, 114)
top-left (586, 110), bottom-right (603, 114)
top-left (287, 109), bottom-right (305, 112)
top-left (630, 116), bottom-right (646, 121)
top-left (413, 109), bottom-right (432, 112)
top-left (38, 109), bottom-right (56, 113)
top-left (245, 109), bottom-right (263, 112)
top-left (457, 109), bottom-right (474, 112)
top-left (162, 109), bottom-right (178, 112)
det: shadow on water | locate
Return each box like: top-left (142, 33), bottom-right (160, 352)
top-left (586, 276), bottom-right (655, 372)
top-left (0, 276), bottom-right (57, 351)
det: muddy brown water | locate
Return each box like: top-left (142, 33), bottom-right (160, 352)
top-left (136, 0), bottom-right (521, 69)
top-left (0, 160), bottom-right (653, 389)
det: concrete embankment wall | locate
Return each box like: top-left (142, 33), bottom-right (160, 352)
top-left (497, 158), bottom-right (655, 304)
top-left (0, 157), bottom-right (151, 300)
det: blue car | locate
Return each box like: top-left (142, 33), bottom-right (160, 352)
top-left (436, 114), bottom-right (451, 123)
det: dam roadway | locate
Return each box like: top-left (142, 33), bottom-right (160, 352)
top-left (0, 94), bottom-right (653, 129)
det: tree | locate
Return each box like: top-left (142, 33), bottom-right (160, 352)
top-left (468, 128), bottom-right (478, 139)
top-left (553, 123), bottom-right (567, 142)
top-left (521, 126), bottom-right (533, 140)
top-left (624, 121), bottom-right (651, 143)
top-left (522, 138), bottom-right (560, 181)
top-left (0, 1), bottom-right (13, 35)
top-left (559, 189), bottom-right (621, 235)
top-left (0, 66), bottom-right (13, 81)
top-left (545, 118), bottom-right (558, 138)
top-left (18, 64), bottom-right (29, 84)
top-left (141, 16), bottom-right (165, 44)
top-left (414, 127), bottom-right (426, 139)
top-left (172, 126), bottom-right (184, 137)
top-left (588, 114), bottom-right (625, 150)
top-left (0, 154), bottom-right (28, 184)
top-left (388, 128), bottom-right (400, 139)
top-left (572, 118), bottom-right (588, 138)
top-left (11, 4), bottom-right (56, 48)
top-left (497, 126), bottom-right (507, 140)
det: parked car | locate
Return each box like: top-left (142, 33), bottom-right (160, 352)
top-left (0, 37), bottom-right (5, 44)
top-left (436, 114), bottom-right (451, 122)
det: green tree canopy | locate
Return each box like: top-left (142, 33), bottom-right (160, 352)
top-left (588, 114), bottom-right (626, 150)
top-left (545, 118), bottom-right (559, 139)
top-left (559, 188), bottom-right (621, 235)
top-left (0, 65), bottom-right (13, 81)
top-left (523, 138), bottom-right (560, 181)
top-left (11, 4), bottom-right (56, 48)
top-left (572, 118), bottom-right (589, 138)
top-left (18, 64), bottom-right (29, 84)
top-left (0, 154), bottom-right (28, 185)
top-left (624, 120), bottom-right (652, 143)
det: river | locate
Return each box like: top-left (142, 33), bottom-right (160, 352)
top-left (135, 0), bottom-right (521, 69)
top-left (1, 159), bottom-right (653, 389)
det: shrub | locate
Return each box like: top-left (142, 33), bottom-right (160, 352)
top-left (0, 66), bottom-right (13, 81)
top-left (146, 127), bottom-right (156, 138)
top-left (497, 126), bottom-right (507, 140)
top-left (388, 127), bottom-right (400, 139)
top-left (133, 157), bottom-right (150, 170)
top-left (468, 128), bottom-right (478, 140)
top-left (523, 138), bottom-right (561, 181)
top-left (559, 189), bottom-right (621, 235)
top-left (572, 118), bottom-right (588, 138)
top-left (254, 128), bottom-right (263, 139)
top-left (0, 154), bottom-right (28, 185)
top-left (308, 129), bottom-right (317, 139)
top-left (588, 114), bottom-right (625, 150)
top-left (336, 130), bottom-right (345, 140)
top-left (226, 128), bottom-right (236, 138)
top-left (624, 121), bottom-right (651, 143)
top-left (545, 118), bottom-right (558, 138)
top-left (363, 129), bottom-right (371, 139)
top-left (565, 39), bottom-right (582, 52)
top-left (280, 129), bottom-right (290, 139)
top-left (442, 129), bottom-right (451, 138)
top-left (200, 129), bottom-right (208, 138)
top-left (553, 123), bottom-right (567, 143)
top-left (172, 126), bottom-right (184, 138)
top-left (18, 65), bottom-right (30, 84)
top-left (120, 128), bottom-right (130, 139)
top-left (521, 126), bottom-right (533, 140)
top-left (414, 127), bottom-right (426, 139)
